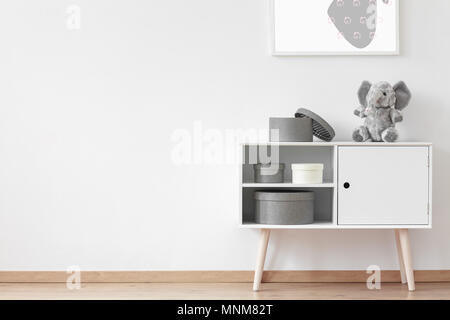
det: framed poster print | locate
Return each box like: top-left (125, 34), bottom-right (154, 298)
top-left (271, 0), bottom-right (399, 55)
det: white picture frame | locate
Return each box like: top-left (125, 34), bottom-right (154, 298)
top-left (270, 0), bottom-right (400, 56)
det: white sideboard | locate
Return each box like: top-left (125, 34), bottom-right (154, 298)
top-left (239, 142), bottom-right (432, 292)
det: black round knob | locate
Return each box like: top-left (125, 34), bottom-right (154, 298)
top-left (344, 182), bottom-right (350, 189)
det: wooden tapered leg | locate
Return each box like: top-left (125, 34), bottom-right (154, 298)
top-left (394, 230), bottom-right (407, 284)
top-left (253, 229), bottom-right (270, 291)
top-left (398, 229), bottom-right (415, 291)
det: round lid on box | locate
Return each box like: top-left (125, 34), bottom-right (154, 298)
top-left (294, 108), bottom-right (335, 142)
top-left (254, 191), bottom-right (315, 202)
top-left (291, 163), bottom-right (324, 171)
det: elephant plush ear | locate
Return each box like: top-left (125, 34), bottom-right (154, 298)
top-left (393, 81), bottom-right (412, 110)
top-left (358, 81), bottom-right (372, 107)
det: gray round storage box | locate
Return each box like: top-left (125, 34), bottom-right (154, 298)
top-left (253, 163), bottom-right (285, 183)
top-left (269, 109), bottom-right (335, 142)
top-left (254, 191), bottom-right (314, 225)
top-left (269, 118), bottom-right (313, 142)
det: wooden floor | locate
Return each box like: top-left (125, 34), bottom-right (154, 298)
top-left (1, 282), bottom-right (450, 300)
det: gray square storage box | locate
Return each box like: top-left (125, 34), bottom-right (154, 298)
top-left (254, 191), bottom-right (314, 225)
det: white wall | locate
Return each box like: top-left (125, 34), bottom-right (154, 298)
top-left (0, 0), bottom-right (449, 271)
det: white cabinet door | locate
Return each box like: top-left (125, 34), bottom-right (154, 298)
top-left (338, 147), bottom-right (429, 225)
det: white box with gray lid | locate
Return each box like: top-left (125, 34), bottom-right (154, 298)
top-left (291, 163), bottom-right (324, 184)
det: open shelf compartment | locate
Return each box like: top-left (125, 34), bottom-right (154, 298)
top-left (239, 143), bottom-right (337, 228)
top-left (242, 144), bottom-right (334, 184)
top-left (241, 187), bottom-right (334, 226)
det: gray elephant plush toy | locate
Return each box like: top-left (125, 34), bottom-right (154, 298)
top-left (353, 81), bottom-right (412, 142)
